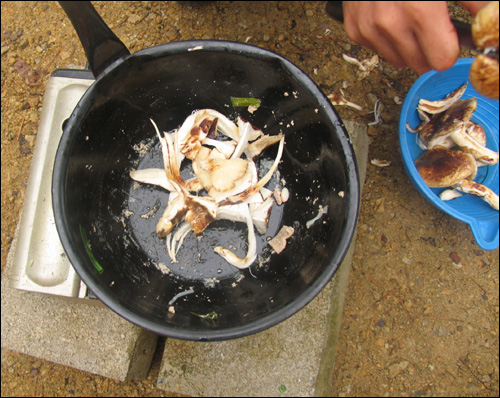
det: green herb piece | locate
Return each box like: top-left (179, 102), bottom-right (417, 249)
top-left (279, 385), bottom-right (287, 393)
top-left (191, 311), bottom-right (218, 320)
top-left (230, 97), bottom-right (261, 107)
top-left (79, 225), bottom-right (103, 274)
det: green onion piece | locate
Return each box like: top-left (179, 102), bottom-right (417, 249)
top-left (191, 311), bottom-right (218, 320)
top-left (279, 385), bottom-right (287, 393)
top-left (230, 97), bottom-right (261, 107)
top-left (80, 225), bottom-right (104, 274)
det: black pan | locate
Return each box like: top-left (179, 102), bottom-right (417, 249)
top-left (53, 1), bottom-right (360, 341)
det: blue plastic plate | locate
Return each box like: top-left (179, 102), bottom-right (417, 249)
top-left (399, 58), bottom-right (499, 250)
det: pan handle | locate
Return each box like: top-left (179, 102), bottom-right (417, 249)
top-left (59, 1), bottom-right (130, 78)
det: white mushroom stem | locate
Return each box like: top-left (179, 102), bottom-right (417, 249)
top-left (455, 179), bottom-right (499, 210)
top-left (450, 128), bottom-right (499, 165)
top-left (214, 203), bottom-right (257, 269)
top-left (167, 222), bottom-right (192, 263)
top-left (231, 118), bottom-right (254, 159)
top-left (130, 168), bottom-right (202, 193)
top-left (227, 135), bottom-right (285, 203)
top-left (130, 168), bottom-right (175, 191)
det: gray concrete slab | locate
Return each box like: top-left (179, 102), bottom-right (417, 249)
top-left (1, 221), bottom-right (158, 381)
top-left (156, 121), bottom-right (368, 397)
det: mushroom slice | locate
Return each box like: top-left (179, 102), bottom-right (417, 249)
top-left (156, 192), bottom-right (188, 238)
top-left (192, 147), bottom-right (213, 191)
top-left (130, 168), bottom-right (203, 193)
top-left (439, 189), bottom-right (463, 201)
top-left (465, 121), bottom-right (487, 147)
top-left (455, 179), bottom-right (499, 210)
top-left (268, 225), bottom-right (295, 254)
top-left (417, 83), bottom-right (468, 114)
top-left (230, 118), bottom-right (255, 159)
top-left (130, 168), bottom-right (175, 191)
top-left (327, 92), bottom-right (363, 111)
top-left (185, 195), bottom-right (218, 235)
top-left (214, 203), bottom-right (257, 269)
top-left (167, 221), bottom-right (192, 262)
top-left (202, 137), bottom-right (237, 158)
top-left (418, 112), bottom-right (446, 148)
top-left (245, 133), bottom-right (284, 159)
top-left (210, 158), bottom-right (249, 192)
top-left (427, 98), bottom-right (477, 149)
top-left (208, 161), bottom-right (257, 203)
top-left (179, 112), bottom-right (218, 160)
top-left (151, 119), bottom-right (184, 190)
top-left (227, 135), bottom-right (285, 203)
top-left (415, 148), bottom-right (477, 187)
top-left (407, 109), bottom-right (432, 133)
top-left (450, 127), bottom-right (499, 165)
top-left (249, 196), bottom-right (275, 234)
top-left (215, 112), bottom-right (240, 141)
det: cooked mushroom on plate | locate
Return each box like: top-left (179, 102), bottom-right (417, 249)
top-left (409, 83), bottom-right (499, 210)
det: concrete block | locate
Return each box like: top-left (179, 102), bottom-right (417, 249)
top-left (1, 223), bottom-right (158, 381)
top-left (157, 121), bottom-right (368, 396)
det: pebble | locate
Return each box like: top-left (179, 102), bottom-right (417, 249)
top-left (388, 361), bottom-right (409, 378)
top-left (449, 251), bottom-right (461, 265)
top-left (433, 326), bottom-right (447, 337)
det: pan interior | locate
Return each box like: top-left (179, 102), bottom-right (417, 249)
top-left (55, 43), bottom-right (356, 339)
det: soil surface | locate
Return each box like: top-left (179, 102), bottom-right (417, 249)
top-left (1, 1), bottom-right (498, 396)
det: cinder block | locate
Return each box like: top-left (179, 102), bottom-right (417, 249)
top-left (157, 121), bottom-right (368, 396)
top-left (1, 224), bottom-right (158, 381)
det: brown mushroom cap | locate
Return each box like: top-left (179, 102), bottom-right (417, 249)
top-left (470, 1), bottom-right (499, 100)
top-left (415, 148), bottom-right (477, 187)
top-left (472, 1), bottom-right (499, 49)
top-left (469, 54), bottom-right (499, 100)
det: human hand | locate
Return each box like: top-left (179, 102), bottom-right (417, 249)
top-left (342, 1), bottom-right (488, 74)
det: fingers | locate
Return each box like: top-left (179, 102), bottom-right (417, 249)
top-left (342, 1), bottom-right (461, 74)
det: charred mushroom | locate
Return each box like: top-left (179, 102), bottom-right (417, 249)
top-left (130, 112), bottom-right (285, 268)
top-left (455, 179), bottom-right (499, 210)
top-left (415, 148), bottom-right (477, 187)
top-left (417, 83), bottom-right (468, 114)
top-left (426, 98), bottom-right (477, 149)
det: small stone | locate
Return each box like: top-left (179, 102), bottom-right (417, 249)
top-left (388, 360), bottom-right (409, 378)
top-left (450, 251), bottom-right (461, 265)
top-left (434, 326), bottom-right (447, 336)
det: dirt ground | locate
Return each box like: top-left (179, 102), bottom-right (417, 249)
top-left (1, 1), bottom-right (498, 396)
